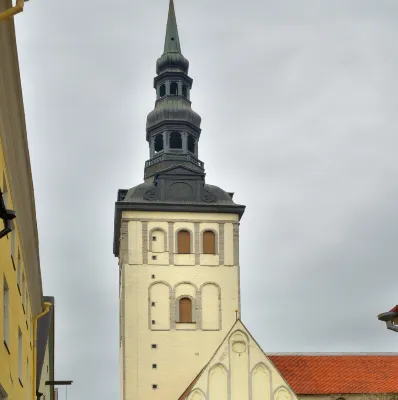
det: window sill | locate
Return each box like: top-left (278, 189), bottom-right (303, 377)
top-left (176, 322), bottom-right (197, 330)
top-left (4, 340), bottom-right (10, 354)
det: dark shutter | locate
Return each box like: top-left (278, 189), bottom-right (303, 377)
top-left (203, 231), bottom-right (216, 254)
top-left (178, 230), bottom-right (190, 254)
top-left (179, 298), bottom-right (192, 323)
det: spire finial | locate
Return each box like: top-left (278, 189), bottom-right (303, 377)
top-left (164, 0), bottom-right (181, 54)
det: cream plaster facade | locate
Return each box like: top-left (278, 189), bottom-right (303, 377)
top-left (182, 320), bottom-right (299, 400)
top-left (119, 211), bottom-right (241, 400)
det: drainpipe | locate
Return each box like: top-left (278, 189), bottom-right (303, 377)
top-left (33, 302), bottom-right (52, 400)
top-left (0, 0), bottom-right (25, 23)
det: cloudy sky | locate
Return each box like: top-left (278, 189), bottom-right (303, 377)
top-left (13, 0), bottom-right (398, 398)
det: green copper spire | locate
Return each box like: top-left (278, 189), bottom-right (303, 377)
top-left (163, 0), bottom-right (181, 54)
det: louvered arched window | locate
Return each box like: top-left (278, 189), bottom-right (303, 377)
top-left (203, 230), bottom-right (216, 254)
top-left (177, 230), bottom-right (190, 254)
top-left (179, 297), bottom-right (192, 323)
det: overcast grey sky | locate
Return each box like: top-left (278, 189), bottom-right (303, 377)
top-left (13, 0), bottom-right (398, 398)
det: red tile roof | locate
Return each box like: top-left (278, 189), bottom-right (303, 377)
top-left (268, 355), bottom-right (398, 394)
top-left (390, 305), bottom-right (398, 313)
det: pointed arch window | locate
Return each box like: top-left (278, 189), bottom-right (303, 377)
top-left (170, 82), bottom-right (179, 95)
top-left (179, 297), bottom-right (192, 323)
top-left (177, 230), bottom-right (191, 254)
top-left (203, 230), bottom-right (216, 254)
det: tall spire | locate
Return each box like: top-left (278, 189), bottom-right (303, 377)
top-left (163, 0), bottom-right (181, 54)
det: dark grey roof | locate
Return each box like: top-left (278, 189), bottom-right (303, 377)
top-left (146, 96), bottom-right (201, 131)
top-left (36, 297), bottom-right (54, 389)
top-left (124, 182), bottom-right (236, 206)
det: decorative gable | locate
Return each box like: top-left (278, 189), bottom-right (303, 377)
top-left (178, 320), bottom-right (298, 400)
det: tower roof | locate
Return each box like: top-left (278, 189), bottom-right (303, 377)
top-left (164, 0), bottom-right (181, 54)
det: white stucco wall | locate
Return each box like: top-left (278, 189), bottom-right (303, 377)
top-left (119, 211), bottom-right (241, 400)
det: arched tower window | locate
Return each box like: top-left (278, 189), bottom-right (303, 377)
top-left (170, 82), bottom-right (179, 95)
top-left (182, 84), bottom-right (188, 98)
top-left (159, 84), bottom-right (166, 97)
top-left (178, 230), bottom-right (191, 254)
top-left (170, 132), bottom-right (182, 149)
top-left (203, 230), bottom-right (216, 254)
top-left (187, 134), bottom-right (195, 154)
top-left (154, 134), bottom-right (164, 153)
top-left (179, 297), bottom-right (192, 323)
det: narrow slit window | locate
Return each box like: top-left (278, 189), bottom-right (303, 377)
top-left (177, 230), bottom-right (190, 254)
top-left (18, 328), bottom-right (22, 383)
top-left (3, 276), bottom-right (9, 348)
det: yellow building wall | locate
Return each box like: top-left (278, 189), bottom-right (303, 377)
top-left (0, 137), bottom-right (34, 400)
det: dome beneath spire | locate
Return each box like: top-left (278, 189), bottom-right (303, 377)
top-left (146, 96), bottom-right (201, 130)
top-left (156, 52), bottom-right (189, 74)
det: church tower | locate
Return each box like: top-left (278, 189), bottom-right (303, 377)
top-left (114, 1), bottom-right (245, 399)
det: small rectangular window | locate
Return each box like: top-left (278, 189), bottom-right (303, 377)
top-left (152, 384), bottom-right (158, 389)
top-left (151, 302), bottom-right (156, 307)
top-left (3, 276), bottom-right (10, 349)
top-left (17, 249), bottom-right (21, 292)
top-left (152, 364), bottom-right (157, 369)
top-left (151, 344), bottom-right (157, 349)
top-left (152, 236), bottom-right (157, 241)
top-left (10, 223), bottom-right (16, 265)
top-left (2, 172), bottom-right (8, 208)
top-left (152, 255), bottom-right (157, 260)
top-left (18, 328), bottom-right (22, 384)
top-left (22, 274), bottom-right (26, 312)
top-left (151, 275), bottom-right (155, 279)
top-left (152, 320), bottom-right (155, 325)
